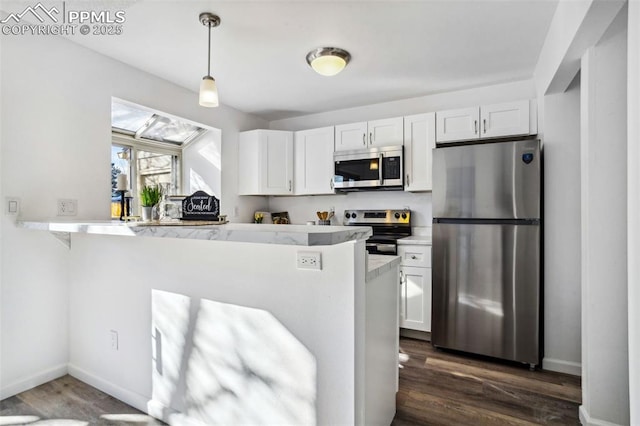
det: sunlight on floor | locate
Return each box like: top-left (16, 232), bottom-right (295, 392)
top-left (100, 413), bottom-right (159, 423)
top-left (0, 415), bottom-right (40, 425)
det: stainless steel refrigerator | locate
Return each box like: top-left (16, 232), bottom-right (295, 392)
top-left (431, 138), bottom-right (541, 367)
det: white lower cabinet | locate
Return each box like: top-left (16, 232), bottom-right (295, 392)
top-left (398, 244), bottom-right (432, 332)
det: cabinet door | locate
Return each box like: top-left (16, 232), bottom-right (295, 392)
top-left (400, 266), bottom-right (432, 332)
top-left (404, 113), bottom-right (435, 192)
top-left (367, 117), bottom-right (404, 147)
top-left (335, 122), bottom-right (367, 151)
top-left (480, 100), bottom-right (530, 139)
top-left (238, 131), bottom-right (260, 195)
top-left (260, 130), bottom-right (293, 195)
top-left (294, 127), bottom-right (335, 195)
top-left (435, 107), bottom-right (480, 143)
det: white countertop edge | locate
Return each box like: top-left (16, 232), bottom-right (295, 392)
top-left (366, 254), bottom-right (401, 282)
top-left (17, 219), bottom-right (373, 247)
top-left (397, 235), bottom-right (432, 245)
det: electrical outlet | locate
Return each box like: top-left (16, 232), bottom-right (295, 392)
top-left (57, 199), bottom-right (77, 216)
top-left (297, 251), bottom-right (322, 270)
top-left (110, 330), bottom-right (118, 350)
top-left (233, 206), bottom-right (239, 217)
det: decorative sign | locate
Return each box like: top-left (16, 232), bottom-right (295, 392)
top-left (181, 191), bottom-right (219, 221)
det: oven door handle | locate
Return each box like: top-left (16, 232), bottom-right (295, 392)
top-left (378, 153), bottom-right (384, 185)
top-left (373, 243), bottom-right (396, 253)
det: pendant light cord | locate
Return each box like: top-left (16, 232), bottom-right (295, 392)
top-left (207, 22), bottom-right (211, 77)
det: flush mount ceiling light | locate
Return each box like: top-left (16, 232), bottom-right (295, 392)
top-left (199, 12), bottom-right (220, 108)
top-left (306, 47), bottom-right (351, 77)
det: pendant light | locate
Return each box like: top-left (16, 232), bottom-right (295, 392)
top-left (199, 12), bottom-right (220, 107)
top-left (306, 47), bottom-right (351, 76)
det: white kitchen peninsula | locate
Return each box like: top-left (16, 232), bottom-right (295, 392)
top-left (18, 220), bottom-right (400, 426)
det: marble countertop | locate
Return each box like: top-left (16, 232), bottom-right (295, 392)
top-left (17, 220), bottom-right (373, 247)
top-left (366, 254), bottom-right (401, 282)
top-left (397, 235), bottom-right (432, 245)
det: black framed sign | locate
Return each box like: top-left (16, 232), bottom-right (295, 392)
top-left (181, 191), bottom-right (219, 221)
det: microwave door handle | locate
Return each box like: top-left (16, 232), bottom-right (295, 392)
top-left (379, 153), bottom-right (384, 185)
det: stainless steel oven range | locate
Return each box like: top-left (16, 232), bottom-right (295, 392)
top-left (343, 209), bottom-right (411, 255)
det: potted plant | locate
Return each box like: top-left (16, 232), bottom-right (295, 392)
top-left (140, 184), bottom-right (162, 222)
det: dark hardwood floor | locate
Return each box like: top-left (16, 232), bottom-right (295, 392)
top-left (1, 338), bottom-right (581, 425)
top-left (0, 375), bottom-right (165, 425)
top-left (393, 337), bottom-right (582, 425)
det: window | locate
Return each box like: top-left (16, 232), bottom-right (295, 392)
top-left (111, 140), bottom-right (181, 219)
top-left (110, 98), bottom-right (220, 220)
top-left (111, 100), bottom-right (193, 219)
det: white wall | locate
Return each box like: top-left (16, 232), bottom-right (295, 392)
top-left (182, 129), bottom-right (222, 198)
top-left (533, 0), bottom-right (626, 96)
top-left (627, 1), bottom-right (640, 423)
top-left (541, 75), bottom-right (582, 375)
top-left (268, 80), bottom-right (536, 229)
top-left (67, 234), bottom-right (365, 425)
top-left (579, 6), bottom-right (629, 425)
top-left (270, 80), bottom-right (536, 131)
top-left (0, 32), bottom-right (267, 398)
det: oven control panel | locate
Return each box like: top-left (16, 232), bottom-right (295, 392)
top-left (343, 209), bottom-right (411, 225)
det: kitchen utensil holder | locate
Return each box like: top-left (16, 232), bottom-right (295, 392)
top-left (318, 220), bottom-right (331, 226)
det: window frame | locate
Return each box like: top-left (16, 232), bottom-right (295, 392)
top-left (112, 133), bottom-right (183, 216)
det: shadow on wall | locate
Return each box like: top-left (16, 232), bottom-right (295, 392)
top-left (148, 290), bottom-right (317, 425)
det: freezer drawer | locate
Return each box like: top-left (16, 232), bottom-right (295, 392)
top-left (432, 139), bottom-right (540, 219)
top-left (431, 222), bottom-right (540, 365)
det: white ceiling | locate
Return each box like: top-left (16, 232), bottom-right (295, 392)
top-left (63, 0), bottom-right (558, 121)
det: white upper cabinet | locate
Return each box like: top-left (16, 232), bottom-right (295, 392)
top-left (335, 117), bottom-right (403, 151)
top-left (436, 100), bottom-right (534, 143)
top-left (294, 126), bottom-right (335, 195)
top-left (480, 99), bottom-right (530, 139)
top-left (238, 130), bottom-right (293, 195)
top-left (435, 107), bottom-right (479, 143)
top-left (404, 112), bottom-right (436, 192)
top-left (368, 117), bottom-right (404, 147)
top-left (335, 122), bottom-right (368, 151)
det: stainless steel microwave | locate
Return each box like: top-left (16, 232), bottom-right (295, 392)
top-left (333, 146), bottom-right (403, 191)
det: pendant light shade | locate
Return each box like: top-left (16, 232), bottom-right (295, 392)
top-left (306, 47), bottom-right (351, 76)
top-left (199, 12), bottom-right (220, 108)
top-left (199, 76), bottom-right (219, 107)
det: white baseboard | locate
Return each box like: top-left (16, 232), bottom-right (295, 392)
top-left (148, 399), bottom-right (203, 426)
top-left (0, 363), bottom-right (68, 400)
top-left (542, 357), bottom-right (582, 376)
top-left (579, 405), bottom-right (625, 426)
top-left (67, 364), bottom-right (149, 414)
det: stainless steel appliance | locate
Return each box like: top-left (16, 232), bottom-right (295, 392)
top-left (431, 138), bottom-right (541, 367)
top-left (334, 146), bottom-right (403, 191)
top-left (344, 209), bottom-right (411, 255)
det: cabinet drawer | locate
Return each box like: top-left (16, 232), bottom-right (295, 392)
top-left (398, 245), bottom-right (431, 268)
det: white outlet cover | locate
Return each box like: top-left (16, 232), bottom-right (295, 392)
top-left (57, 199), bottom-right (77, 216)
top-left (297, 251), bottom-right (322, 270)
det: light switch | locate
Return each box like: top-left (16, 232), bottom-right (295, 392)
top-left (6, 198), bottom-right (19, 215)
